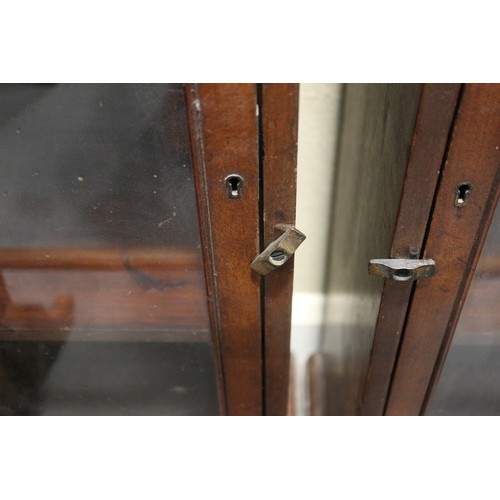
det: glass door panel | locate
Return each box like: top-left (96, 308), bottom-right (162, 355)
top-left (0, 84), bottom-right (219, 415)
top-left (430, 199), bottom-right (500, 415)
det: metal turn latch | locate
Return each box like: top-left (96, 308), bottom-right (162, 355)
top-left (368, 258), bottom-right (436, 282)
top-left (251, 225), bottom-right (306, 276)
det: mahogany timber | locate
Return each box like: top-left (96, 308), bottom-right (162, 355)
top-left (260, 84), bottom-right (300, 416)
top-left (385, 84), bottom-right (500, 415)
top-left (0, 248), bottom-right (200, 270)
top-left (322, 84), bottom-right (421, 415)
top-left (186, 84), bottom-right (262, 416)
top-left (0, 248), bottom-right (209, 340)
top-left (361, 84), bottom-right (461, 415)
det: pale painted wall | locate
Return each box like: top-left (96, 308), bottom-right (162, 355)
top-left (291, 83), bottom-right (342, 414)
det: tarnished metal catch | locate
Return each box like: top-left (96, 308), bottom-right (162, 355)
top-left (251, 225), bottom-right (306, 276)
top-left (368, 258), bottom-right (436, 282)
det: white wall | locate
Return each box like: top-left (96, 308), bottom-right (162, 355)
top-left (291, 83), bottom-right (342, 414)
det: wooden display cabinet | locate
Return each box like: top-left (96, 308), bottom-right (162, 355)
top-left (0, 83), bottom-right (300, 416)
top-left (6, 82), bottom-right (495, 417)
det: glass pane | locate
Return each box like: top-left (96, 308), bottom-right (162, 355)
top-left (0, 84), bottom-right (219, 415)
top-left (430, 199), bottom-right (500, 415)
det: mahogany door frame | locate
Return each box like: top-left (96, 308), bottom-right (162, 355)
top-left (185, 84), bottom-right (299, 416)
top-left (361, 84), bottom-right (461, 415)
top-left (384, 84), bottom-right (500, 416)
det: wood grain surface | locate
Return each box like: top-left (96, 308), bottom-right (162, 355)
top-left (260, 84), bottom-right (300, 416)
top-left (361, 84), bottom-right (461, 415)
top-left (0, 248), bottom-right (209, 340)
top-left (187, 84), bottom-right (262, 416)
top-left (0, 248), bottom-right (200, 270)
top-left (386, 84), bottom-right (500, 415)
top-left (322, 84), bottom-right (421, 415)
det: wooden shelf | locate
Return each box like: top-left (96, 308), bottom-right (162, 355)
top-left (0, 247), bottom-right (210, 340)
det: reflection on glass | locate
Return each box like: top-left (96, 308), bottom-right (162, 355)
top-left (430, 199), bottom-right (500, 415)
top-left (0, 84), bottom-right (218, 415)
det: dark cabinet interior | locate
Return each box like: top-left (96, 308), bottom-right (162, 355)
top-left (0, 83), bottom-right (220, 415)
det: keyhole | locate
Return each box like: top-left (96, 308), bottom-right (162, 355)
top-left (455, 182), bottom-right (472, 207)
top-left (228, 177), bottom-right (240, 194)
top-left (225, 174), bottom-right (243, 199)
